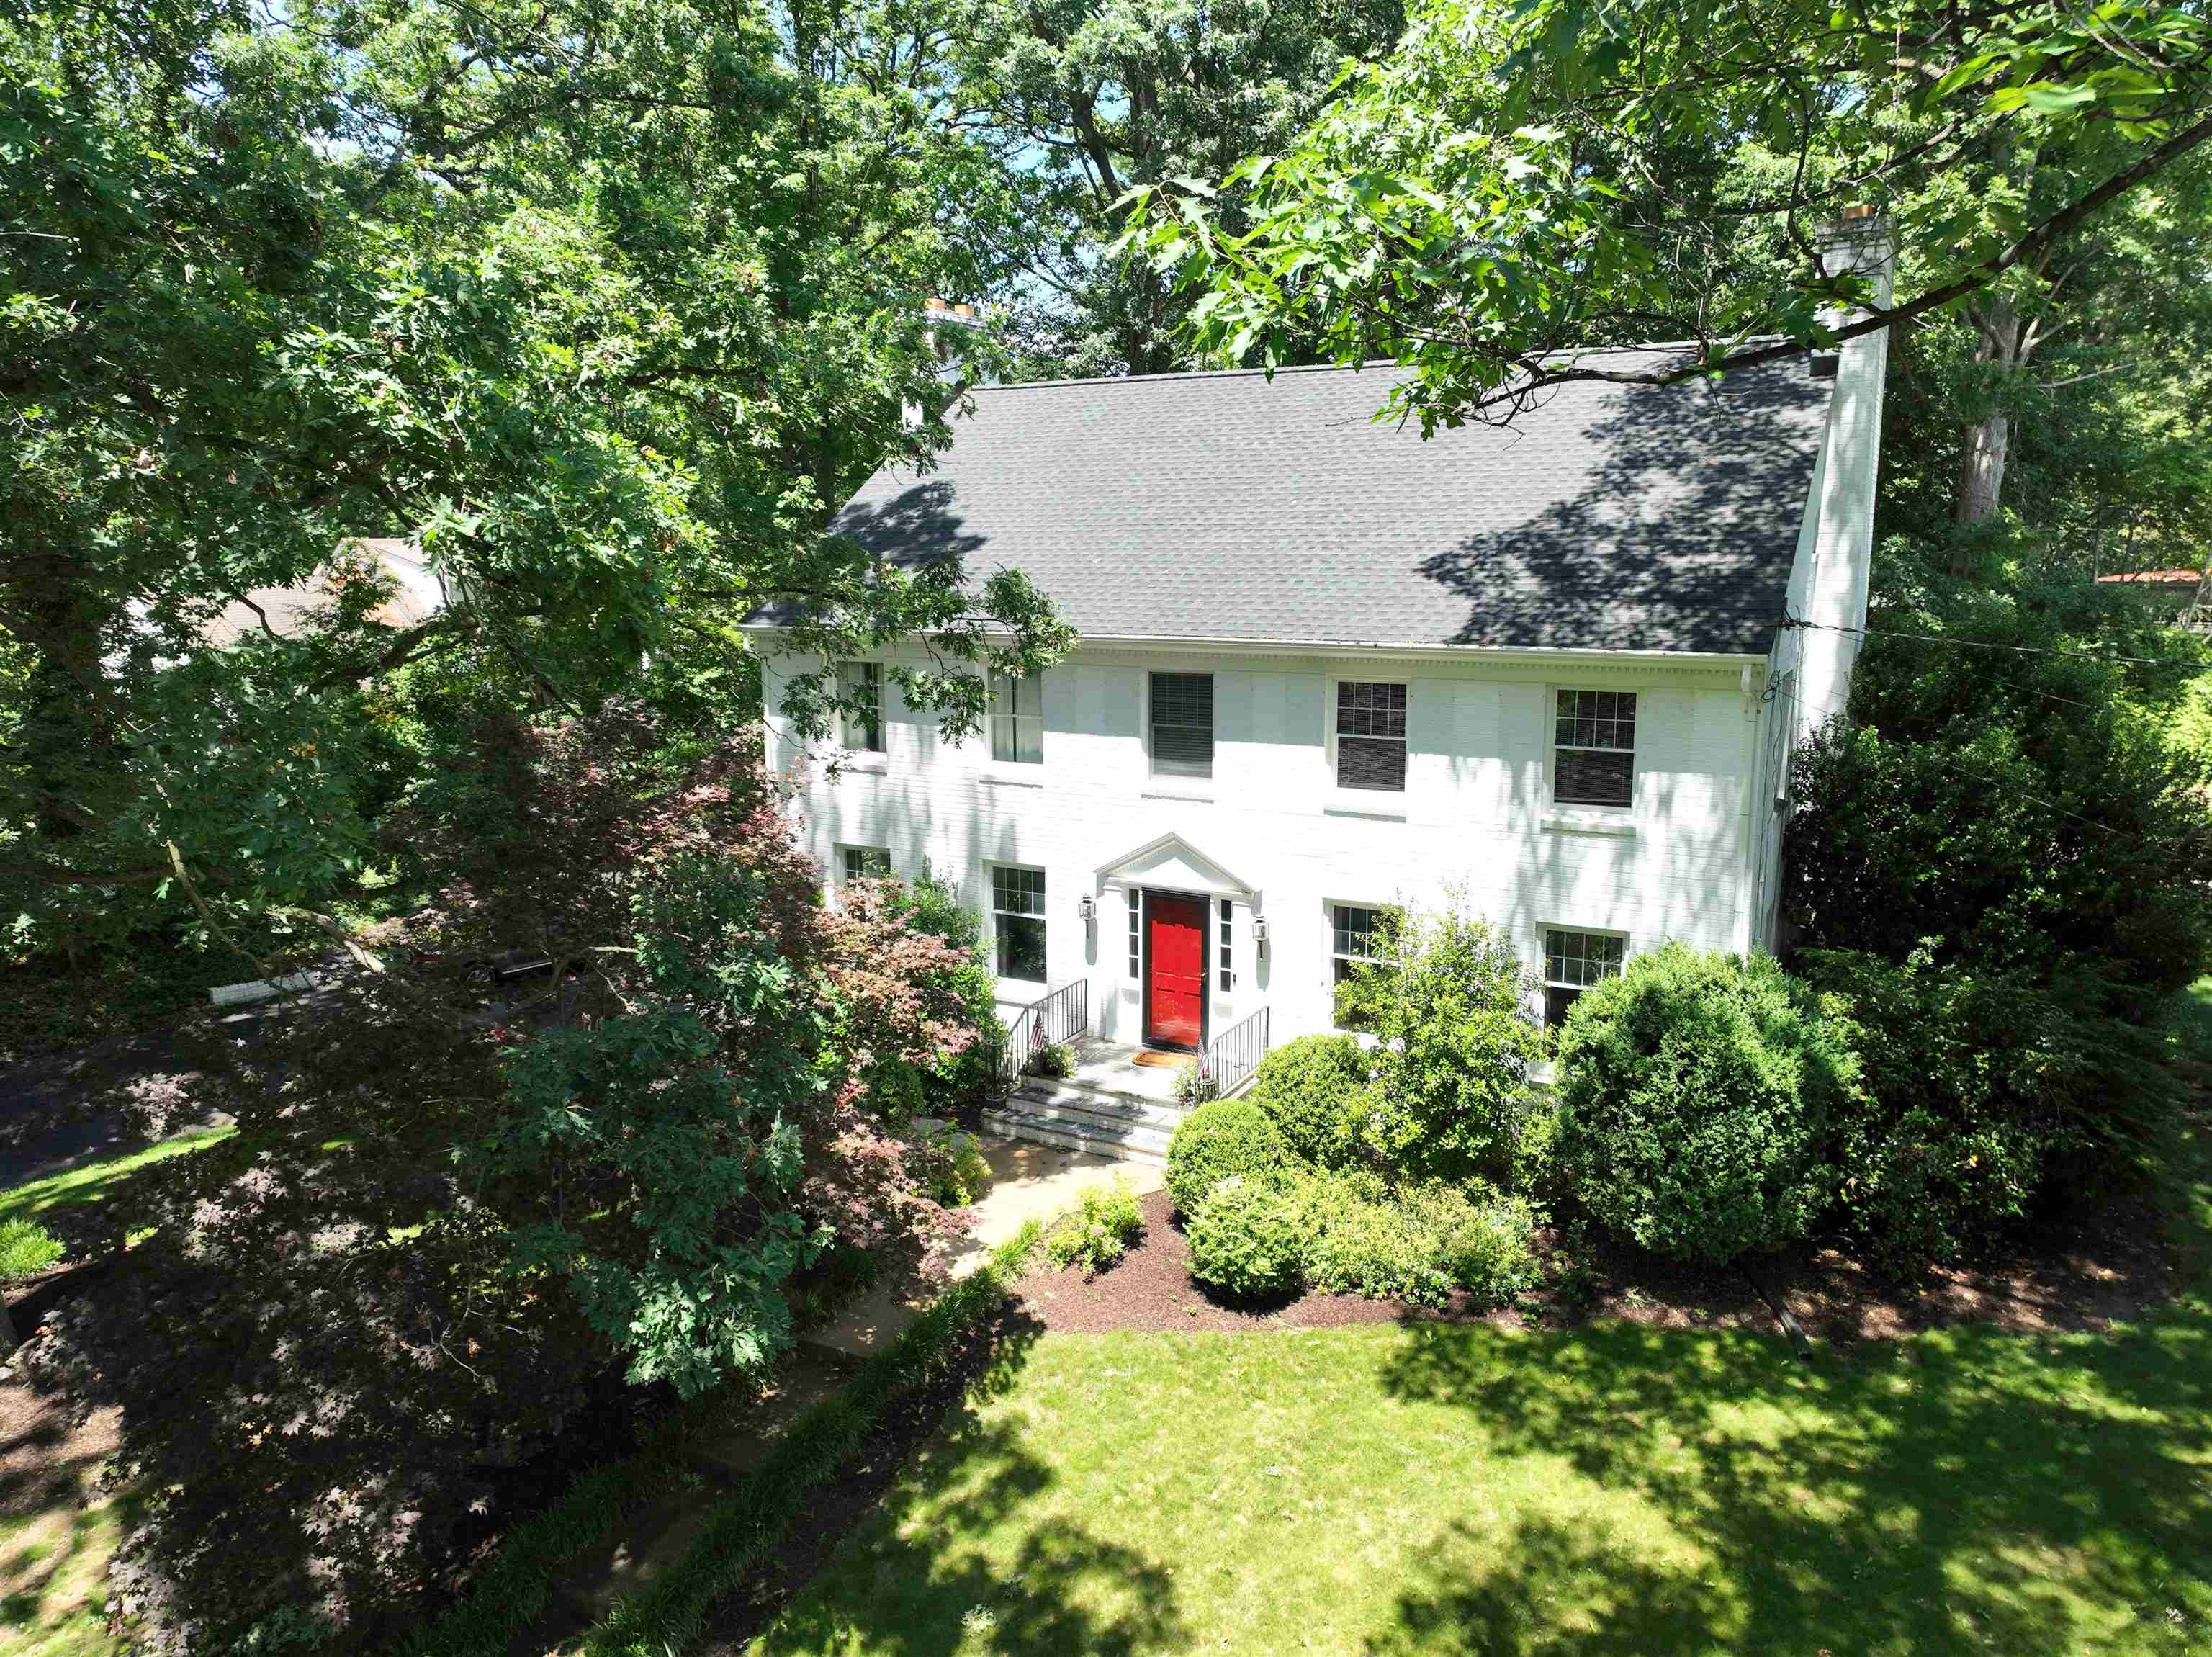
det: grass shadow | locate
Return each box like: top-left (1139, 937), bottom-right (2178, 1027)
top-left (757, 1346), bottom-right (1188, 1657)
top-left (1372, 1281), bottom-right (2212, 1651)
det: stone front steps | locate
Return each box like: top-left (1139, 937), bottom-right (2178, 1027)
top-left (981, 1078), bottom-right (1190, 1165)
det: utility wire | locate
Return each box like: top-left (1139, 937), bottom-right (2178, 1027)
top-left (1781, 675), bottom-right (2154, 842)
top-left (1782, 613), bottom-right (2211, 673)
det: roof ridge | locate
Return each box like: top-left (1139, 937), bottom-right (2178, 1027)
top-left (978, 338), bottom-right (1800, 395)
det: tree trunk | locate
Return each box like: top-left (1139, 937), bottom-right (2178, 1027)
top-left (1952, 408), bottom-right (2010, 527)
top-left (1948, 295), bottom-right (2024, 573)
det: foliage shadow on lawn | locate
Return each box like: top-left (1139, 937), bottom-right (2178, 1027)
top-left (749, 1322), bottom-right (1190, 1657)
top-left (1373, 1311), bottom-right (2212, 1656)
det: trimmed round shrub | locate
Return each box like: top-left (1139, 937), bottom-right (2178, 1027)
top-left (1185, 1176), bottom-right (1306, 1300)
top-left (1555, 943), bottom-right (1859, 1266)
top-left (1165, 1097), bottom-right (1290, 1214)
top-left (1246, 1034), bottom-right (1370, 1165)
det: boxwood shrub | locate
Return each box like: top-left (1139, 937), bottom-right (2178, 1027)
top-left (1245, 1033), bottom-right (1371, 1166)
top-left (1184, 1176), bottom-right (1307, 1300)
top-left (1165, 1098), bottom-right (1290, 1214)
top-left (1555, 942), bottom-right (1859, 1266)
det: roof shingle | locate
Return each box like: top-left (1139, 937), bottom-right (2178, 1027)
top-left (803, 348), bottom-right (1835, 657)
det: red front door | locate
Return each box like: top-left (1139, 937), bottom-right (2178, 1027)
top-left (1146, 894), bottom-right (1208, 1049)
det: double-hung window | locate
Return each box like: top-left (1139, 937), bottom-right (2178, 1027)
top-left (837, 662), bottom-right (884, 753)
top-left (1543, 928), bottom-right (1624, 1027)
top-left (989, 671), bottom-right (1043, 765)
top-left (1149, 672), bottom-right (1213, 779)
top-left (1331, 905), bottom-right (1384, 984)
top-left (1331, 903), bottom-right (1394, 1030)
top-left (992, 866), bottom-right (1047, 982)
top-left (1553, 689), bottom-right (1635, 807)
top-left (840, 845), bottom-right (891, 884)
top-left (1335, 681), bottom-right (1408, 791)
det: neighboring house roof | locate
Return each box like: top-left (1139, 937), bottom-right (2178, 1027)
top-left (774, 348), bottom-right (1838, 657)
top-left (2095, 569), bottom-right (2203, 586)
top-left (203, 538), bottom-right (444, 648)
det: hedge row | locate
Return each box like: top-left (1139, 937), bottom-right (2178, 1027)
top-left (394, 1386), bottom-right (742, 1657)
top-left (399, 1221), bottom-right (1042, 1657)
top-left (578, 1219), bottom-right (1044, 1657)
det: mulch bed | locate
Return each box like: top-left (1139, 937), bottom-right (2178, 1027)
top-left (691, 1300), bottom-right (1047, 1655)
top-left (1009, 1185), bottom-right (2179, 1346)
top-left (1012, 1189), bottom-right (1488, 1332)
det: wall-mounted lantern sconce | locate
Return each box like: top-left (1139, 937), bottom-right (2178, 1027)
top-left (1251, 915), bottom-right (1269, 952)
top-left (1077, 893), bottom-right (1097, 926)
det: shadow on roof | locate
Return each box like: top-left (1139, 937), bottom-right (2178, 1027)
top-left (1416, 374), bottom-right (1828, 654)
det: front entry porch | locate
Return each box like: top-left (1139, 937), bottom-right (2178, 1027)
top-left (981, 1036), bottom-right (1197, 1165)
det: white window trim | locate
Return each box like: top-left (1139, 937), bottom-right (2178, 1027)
top-left (986, 670), bottom-right (1046, 771)
top-left (1326, 898), bottom-right (1390, 974)
top-left (837, 844), bottom-right (891, 886)
top-left (1143, 668), bottom-right (1217, 794)
top-left (1324, 672), bottom-right (1411, 804)
top-left (1546, 685), bottom-right (1637, 814)
top-left (835, 660), bottom-right (889, 768)
top-left (1537, 922), bottom-right (1630, 1028)
top-left (988, 861), bottom-right (1050, 993)
top-left (1326, 897), bottom-right (1394, 1036)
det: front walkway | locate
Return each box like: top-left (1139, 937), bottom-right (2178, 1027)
top-left (808, 1136), bottom-right (1162, 1357)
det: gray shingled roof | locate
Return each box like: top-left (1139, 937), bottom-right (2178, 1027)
top-left (791, 348), bottom-right (1836, 656)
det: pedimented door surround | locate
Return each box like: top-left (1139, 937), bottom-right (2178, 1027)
top-left (1093, 831), bottom-right (1262, 912)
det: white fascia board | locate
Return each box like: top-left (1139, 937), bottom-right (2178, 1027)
top-left (738, 622), bottom-right (1766, 674)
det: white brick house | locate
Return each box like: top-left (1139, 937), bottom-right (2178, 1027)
top-left (749, 235), bottom-right (1890, 1146)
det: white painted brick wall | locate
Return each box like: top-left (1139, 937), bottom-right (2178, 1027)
top-left (766, 646), bottom-right (1773, 1046)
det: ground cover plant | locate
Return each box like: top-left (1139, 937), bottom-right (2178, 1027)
top-left (749, 1095), bottom-right (2212, 1657)
top-left (1044, 1178), bottom-right (1145, 1274)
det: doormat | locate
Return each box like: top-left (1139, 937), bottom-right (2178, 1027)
top-left (1131, 1051), bottom-right (1193, 1069)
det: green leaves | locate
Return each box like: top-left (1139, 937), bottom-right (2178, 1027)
top-left (1123, 0), bottom-right (2212, 426)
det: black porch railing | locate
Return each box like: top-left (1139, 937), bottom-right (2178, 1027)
top-left (988, 978), bottom-right (1090, 1085)
top-left (1204, 1005), bottom-right (1270, 1100)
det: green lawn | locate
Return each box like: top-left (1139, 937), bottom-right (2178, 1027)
top-left (755, 1115), bottom-right (2212, 1657)
top-left (3, 1130), bottom-right (227, 1657)
top-left (0, 1128), bottom-right (233, 1231)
